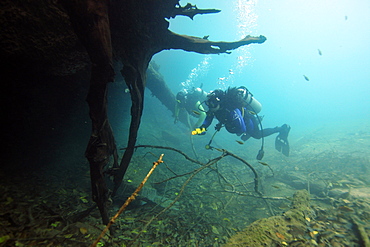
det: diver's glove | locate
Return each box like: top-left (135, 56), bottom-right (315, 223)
top-left (191, 127), bottom-right (207, 135)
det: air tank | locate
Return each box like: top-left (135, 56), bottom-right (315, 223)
top-left (245, 92), bottom-right (262, 114)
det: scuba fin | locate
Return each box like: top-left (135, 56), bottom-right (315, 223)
top-left (275, 124), bottom-right (291, 157)
top-left (241, 133), bottom-right (251, 141)
top-left (256, 149), bottom-right (264, 160)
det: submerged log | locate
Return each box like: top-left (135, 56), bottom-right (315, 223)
top-left (146, 63), bottom-right (176, 115)
top-left (146, 62), bottom-right (190, 127)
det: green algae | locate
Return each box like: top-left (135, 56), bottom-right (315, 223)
top-left (223, 190), bottom-right (311, 247)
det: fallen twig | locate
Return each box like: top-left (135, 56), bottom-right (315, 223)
top-left (91, 154), bottom-right (164, 247)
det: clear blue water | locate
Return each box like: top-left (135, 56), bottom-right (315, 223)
top-left (152, 0), bottom-right (370, 134)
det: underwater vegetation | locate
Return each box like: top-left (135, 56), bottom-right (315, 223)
top-left (1, 121), bottom-right (370, 246)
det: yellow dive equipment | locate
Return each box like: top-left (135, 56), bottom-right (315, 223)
top-left (191, 127), bottom-right (206, 135)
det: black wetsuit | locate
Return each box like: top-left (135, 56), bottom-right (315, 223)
top-left (201, 107), bottom-right (279, 139)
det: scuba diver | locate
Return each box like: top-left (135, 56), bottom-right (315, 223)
top-left (174, 87), bottom-right (208, 128)
top-left (191, 86), bottom-right (291, 158)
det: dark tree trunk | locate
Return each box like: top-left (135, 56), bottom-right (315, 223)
top-left (61, 0), bottom-right (118, 224)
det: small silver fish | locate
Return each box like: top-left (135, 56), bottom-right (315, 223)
top-left (318, 49), bottom-right (322, 56)
top-left (303, 75), bottom-right (310, 81)
top-left (192, 110), bottom-right (201, 116)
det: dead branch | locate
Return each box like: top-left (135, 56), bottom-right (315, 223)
top-left (121, 145), bottom-right (203, 165)
top-left (163, 31), bottom-right (267, 54)
top-left (122, 145), bottom-right (261, 195)
top-left (91, 154), bottom-right (164, 247)
top-left (170, 3), bottom-right (221, 19)
top-left (215, 148), bottom-right (262, 196)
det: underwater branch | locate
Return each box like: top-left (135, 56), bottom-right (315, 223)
top-left (91, 154), bottom-right (164, 247)
top-left (163, 31), bottom-right (267, 54)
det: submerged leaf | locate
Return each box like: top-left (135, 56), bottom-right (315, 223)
top-left (0, 235), bottom-right (11, 244)
top-left (50, 221), bottom-right (61, 228)
top-left (211, 225), bottom-right (220, 235)
top-left (80, 197), bottom-right (88, 203)
top-left (275, 232), bottom-right (285, 240)
top-left (64, 233), bottom-right (74, 239)
top-left (79, 227), bottom-right (88, 235)
top-left (124, 217), bottom-right (136, 222)
top-left (5, 197), bottom-right (13, 205)
top-left (338, 206), bottom-right (354, 212)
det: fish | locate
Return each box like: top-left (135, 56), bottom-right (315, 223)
top-left (258, 161), bottom-right (269, 166)
top-left (258, 161), bottom-right (275, 177)
top-left (318, 49), bottom-right (322, 56)
top-left (192, 110), bottom-right (201, 116)
top-left (345, 15), bottom-right (348, 21)
top-left (338, 205), bottom-right (354, 212)
top-left (236, 140), bottom-right (244, 145)
top-left (303, 75), bottom-right (310, 81)
top-left (272, 185), bottom-right (280, 189)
